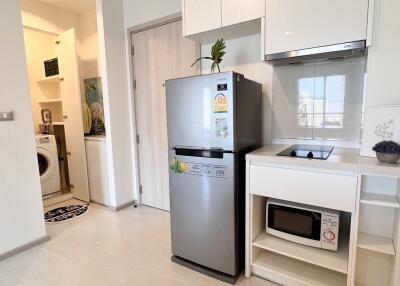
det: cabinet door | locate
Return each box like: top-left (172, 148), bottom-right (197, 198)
top-left (85, 139), bottom-right (109, 206)
top-left (183, 0), bottom-right (222, 36)
top-left (59, 29), bottom-right (90, 202)
top-left (222, 0), bottom-right (265, 27)
top-left (265, 0), bottom-right (369, 55)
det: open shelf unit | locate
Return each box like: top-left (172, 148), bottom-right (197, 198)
top-left (357, 232), bottom-right (395, 256)
top-left (354, 174), bottom-right (400, 286)
top-left (246, 162), bottom-right (400, 286)
top-left (247, 193), bottom-right (352, 285)
top-left (253, 231), bottom-right (349, 274)
top-left (37, 75), bottom-right (61, 83)
top-left (252, 251), bottom-right (347, 286)
top-left (360, 192), bottom-right (400, 208)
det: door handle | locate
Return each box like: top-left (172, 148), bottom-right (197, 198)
top-left (63, 115), bottom-right (68, 119)
top-left (174, 148), bottom-right (224, 158)
top-left (66, 151), bottom-right (71, 156)
top-left (60, 77), bottom-right (64, 82)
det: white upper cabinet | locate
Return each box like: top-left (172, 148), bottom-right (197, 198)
top-left (221, 0), bottom-right (265, 27)
top-left (183, 0), bottom-right (222, 36)
top-left (265, 0), bottom-right (370, 55)
top-left (183, 0), bottom-right (266, 36)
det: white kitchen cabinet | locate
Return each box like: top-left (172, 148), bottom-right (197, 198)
top-left (183, 0), bottom-right (222, 36)
top-left (221, 0), bottom-right (265, 27)
top-left (245, 147), bottom-right (400, 286)
top-left (85, 137), bottom-right (110, 206)
top-left (249, 164), bottom-right (358, 212)
top-left (265, 0), bottom-right (370, 56)
top-left (182, 0), bottom-right (265, 36)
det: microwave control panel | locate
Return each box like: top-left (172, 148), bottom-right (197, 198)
top-left (321, 212), bottom-right (340, 251)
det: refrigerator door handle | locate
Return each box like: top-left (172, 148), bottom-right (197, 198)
top-left (174, 148), bottom-right (230, 159)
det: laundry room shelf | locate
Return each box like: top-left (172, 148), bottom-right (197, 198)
top-left (39, 98), bottom-right (62, 104)
top-left (52, 122), bottom-right (64, 126)
top-left (357, 232), bottom-right (395, 256)
top-left (253, 231), bottom-right (349, 274)
top-left (37, 75), bottom-right (61, 83)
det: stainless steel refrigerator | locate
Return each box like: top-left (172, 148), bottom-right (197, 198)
top-left (166, 72), bottom-right (262, 283)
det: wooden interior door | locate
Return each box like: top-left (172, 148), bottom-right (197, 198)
top-left (59, 28), bottom-right (90, 202)
top-left (132, 20), bottom-right (198, 211)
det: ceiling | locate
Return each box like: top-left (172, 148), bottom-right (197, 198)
top-left (39, 0), bottom-right (96, 14)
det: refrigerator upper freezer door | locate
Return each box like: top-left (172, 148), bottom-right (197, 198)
top-left (169, 149), bottom-right (237, 275)
top-left (166, 72), bottom-right (235, 151)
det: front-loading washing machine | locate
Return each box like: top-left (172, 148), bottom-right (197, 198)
top-left (35, 135), bottom-right (61, 196)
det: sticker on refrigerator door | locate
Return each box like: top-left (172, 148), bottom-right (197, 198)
top-left (215, 118), bottom-right (228, 139)
top-left (171, 159), bottom-right (228, 179)
top-left (213, 94), bottom-right (228, 113)
top-left (170, 158), bottom-right (189, 174)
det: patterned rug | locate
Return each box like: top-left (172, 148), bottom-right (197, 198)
top-left (44, 204), bottom-right (89, 224)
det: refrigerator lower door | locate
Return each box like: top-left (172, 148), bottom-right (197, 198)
top-left (169, 149), bottom-right (237, 276)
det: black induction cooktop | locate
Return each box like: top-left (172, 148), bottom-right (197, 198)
top-left (277, 145), bottom-right (334, 160)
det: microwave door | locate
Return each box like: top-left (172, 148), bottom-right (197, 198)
top-left (267, 204), bottom-right (322, 248)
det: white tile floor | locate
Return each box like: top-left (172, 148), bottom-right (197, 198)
top-left (0, 201), bottom-right (276, 286)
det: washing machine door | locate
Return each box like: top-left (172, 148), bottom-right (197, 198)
top-left (37, 148), bottom-right (54, 182)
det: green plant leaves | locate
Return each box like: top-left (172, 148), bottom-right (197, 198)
top-left (211, 38), bottom-right (226, 64)
top-left (191, 38), bottom-right (226, 73)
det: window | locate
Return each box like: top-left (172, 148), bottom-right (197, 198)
top-left (298, 75), bottom-right (346, 129)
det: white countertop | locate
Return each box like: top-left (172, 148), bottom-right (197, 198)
top-left (247, 145), bottom-right (400, 178)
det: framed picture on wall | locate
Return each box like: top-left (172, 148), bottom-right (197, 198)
top-left (361, 106), bottom-right (400, 157)
top-left (84, 77), bottom-right (106, 135)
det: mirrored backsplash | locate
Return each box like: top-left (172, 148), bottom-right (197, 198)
top-left (272, 57), bottom-right (366, 144)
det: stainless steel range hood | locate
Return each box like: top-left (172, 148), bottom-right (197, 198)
top-left (265, 40), bottom-right (366, 66)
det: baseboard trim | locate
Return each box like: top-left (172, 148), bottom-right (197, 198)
top-left (0, 235), bottom-right (50, 261)
top-left (109, 200), bottom-right (136, 212)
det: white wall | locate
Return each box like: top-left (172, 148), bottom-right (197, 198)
top-left (365, 0), bottom-right (400, 107)
top-left (21, 0), bottom-right (80, 34)
top-left (0, 0), bottom-right (47, 256)
top-left (79, 9), bottom-right (100, 80)
top-left (97, 0), bottom-right (136, 207)
top-left (123, 0), bottom-right (181, 28)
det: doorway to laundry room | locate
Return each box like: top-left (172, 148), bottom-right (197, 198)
top-left (20, 0), bottom-right (109, 209)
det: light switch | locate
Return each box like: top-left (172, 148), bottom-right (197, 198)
top-left (0, 111), bottom-right (14, 121)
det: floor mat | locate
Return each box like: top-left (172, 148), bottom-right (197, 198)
top-left (44, 204), bottom-right (89, 224)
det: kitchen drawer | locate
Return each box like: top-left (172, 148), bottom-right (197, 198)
top-left (249, 164), bottom-right (358, 212)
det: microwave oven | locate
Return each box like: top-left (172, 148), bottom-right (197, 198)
top-left (266, 199), bottom-right (340, 251)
